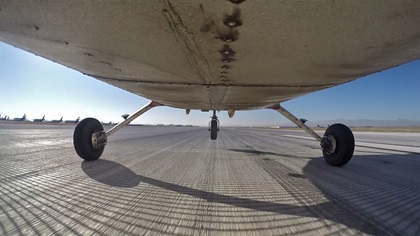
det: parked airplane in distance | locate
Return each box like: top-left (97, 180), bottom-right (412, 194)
top-left (13, 114), bottom-right (26, 122)
top-left (101, 121), bottom-right (114, 125)
top-left (64, 117), bottom-right (80, 124)
top-left (0, 114), bottom-right (9, 120)
top-left (49, 116), bottom-right (63, 123)
top-left (33, 115), bottom-right (46, 122)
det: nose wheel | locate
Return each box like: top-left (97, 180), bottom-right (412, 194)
top-left (209, 110), bottom-right (219, 140)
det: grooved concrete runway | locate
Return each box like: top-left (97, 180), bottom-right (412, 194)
top-left (1, 123), bottom-right (419, 235)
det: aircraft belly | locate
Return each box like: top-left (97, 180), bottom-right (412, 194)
top-left (0, 0), bottom-right (420, 110)
top-left (100, 77), bottom-right (332, 110)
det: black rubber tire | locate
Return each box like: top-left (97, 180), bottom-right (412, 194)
top-left (210, 119), bottom-right (218, 140)
top-left (322, 123), bottom-right (355, 167)
top-left (73, 118), bottom-right (105, 161)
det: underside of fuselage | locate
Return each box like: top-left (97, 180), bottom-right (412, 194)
top-left (1, 0), bottom-right (419, 110)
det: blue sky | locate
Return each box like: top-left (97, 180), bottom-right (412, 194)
top-left (0, 41), bottom-right (419, 126)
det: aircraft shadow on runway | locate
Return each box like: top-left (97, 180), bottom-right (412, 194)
top-left (81, 152), bottom-right (420, 235)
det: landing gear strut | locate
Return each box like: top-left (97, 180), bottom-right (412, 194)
top-left (73, 101), bottom-right (161, 161)
top-left (209, 110), bottom-right (219, 140)
top-left (269, 104), bottom-right (355, 166)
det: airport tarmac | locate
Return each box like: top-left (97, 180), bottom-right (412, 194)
top-left (0, 123), bottom-right (419, 235)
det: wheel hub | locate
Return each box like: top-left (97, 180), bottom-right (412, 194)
top-left (91, 131), bottom-right (107, 149)
top-left (321, 135), bottom-right (336, 155)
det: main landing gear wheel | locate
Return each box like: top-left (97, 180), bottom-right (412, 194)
top-left (73, 118), bottom-right (105, 161)
top-left (322, 123), bottom-right (355, 167)
top-left (210, 119), bottom-right (218, 140)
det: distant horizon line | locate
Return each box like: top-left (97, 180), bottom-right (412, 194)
top-left (1, 112), bottom-right (420, 127)
top-left (1, 120), bottom-right (420, 127)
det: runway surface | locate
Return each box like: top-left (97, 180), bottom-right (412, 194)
top-left (1, 123), bottom-right (419, 235)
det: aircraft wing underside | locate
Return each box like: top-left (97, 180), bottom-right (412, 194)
top-left (1, 0), bottom-right (419, 110)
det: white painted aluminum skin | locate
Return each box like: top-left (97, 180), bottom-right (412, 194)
top-left (1, 0), bottom-right (419, 110)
